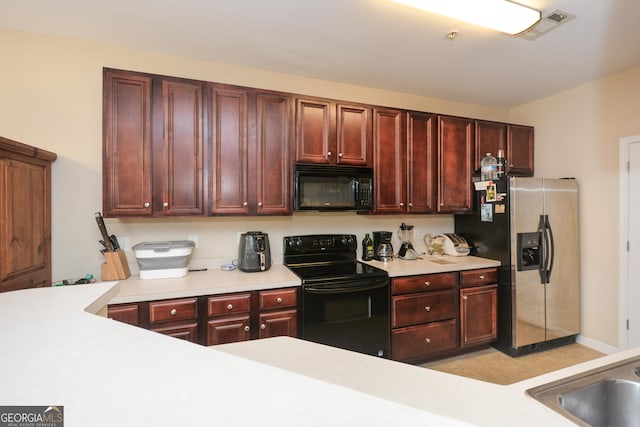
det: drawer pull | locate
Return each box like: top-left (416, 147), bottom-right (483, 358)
top-left (276, 297), bottom-right (283, 304)
top-left (170, 309), bottom-right (177, 316)
top-left (244, 326), bottom-right (250, 332)
top-left (479, 275), bottom-right (485, 280)
top-left (425, 338), bottom-right (431, 344)
top-left (462, 296), bottom-right (468, 300)
top-left (227, 304), bottom-right (233, 311)
top-left (424, 281), bottom-right (431, 287)
top-left (425, 306), bottom-right (431, 312)
top-left (260, 324), bottom-right (266, 330)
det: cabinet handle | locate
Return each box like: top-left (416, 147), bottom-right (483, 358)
top-left (479, 275), bottom-right (485, 280)
top-left (425, 338), bottom-right (431, 344)
top-left (260, 324), bottom-right (266, 330)
top-left (244, 326), bottom-right (250, 332)
top-left (258, 202), bottom-right (263, 207)
top-left (424, 281), bottom-right (431, 287)
top-left (327, 151), bottom-right (332, 156)
top-left (338, 152), bottom-right (343, 158)
top-left (227, 304), bottom-right (233, 311)
top-left (170, 309), bottom-right (177, 316)
top-left (243, 202), bottom-right (248, 207)
top-left (409, 202), bottom-right (413, 207)
top-left (144, 202), bottom-right (150, 208)
top-left (400, 202), bottom-right (404, 207)
top-left (163, 202), bottom-right (169, 208)
top-left (462, 296), bottom-right (468, 300)
top-left (425, 306), bottom-right (431, 312)
top-left (276, 297), bottom-right (283, 304)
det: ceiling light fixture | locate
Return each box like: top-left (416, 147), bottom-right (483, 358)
top-left (392, 0), bottom-right (541, 35)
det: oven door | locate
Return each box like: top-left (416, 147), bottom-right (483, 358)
top-left (301, 278), bottom-right (390, 358)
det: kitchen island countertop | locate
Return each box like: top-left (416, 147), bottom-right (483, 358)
top-left (1, 281), bottom-right (633, 426)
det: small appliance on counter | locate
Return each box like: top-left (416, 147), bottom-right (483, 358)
top-left (132, 240), bottom-right (195, 279)
top-left (437, 233), bottom-right (471, 256)
top-left (397, 223), bottom-right (419, 260)
top-left (237, 231), bottom-right (272, 272)
top-left (372, 231), bottom-right (394, 262)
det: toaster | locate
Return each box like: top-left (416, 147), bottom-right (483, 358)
top-left (439, 233), bottom-right (471, 257)
top-left (237, 231), bottom-right (272, 272)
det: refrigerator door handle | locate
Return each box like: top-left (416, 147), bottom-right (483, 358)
top-left (538, 215), bottom-right (550, 284)
top-left (545, 216), bottom-right (555, 283)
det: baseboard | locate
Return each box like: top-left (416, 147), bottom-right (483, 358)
top-left (576, 334), bottom-right (618, 355)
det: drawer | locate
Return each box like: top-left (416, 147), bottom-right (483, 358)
top-left (208, 293), bottom-right (251, 316)
top-left (391, 272), bottom-right (457, 295)
top-left (108, 303), bottom-right (140, 326)
top-left (148, 298), bottom-right (198, 324)
top-left (259, 288), bottom-right (297, 310)
top-left (460, 268), bottom-right (498, 288)
top-left (391, 319), bottom-right (457, 362)
top-left (392, 290), bottom-right (456, 328)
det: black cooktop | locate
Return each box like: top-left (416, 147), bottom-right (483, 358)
top-left (283, 234), bottom-right (388, 284)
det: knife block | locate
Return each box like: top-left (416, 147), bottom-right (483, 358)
top-left (101, 250), bottom-right (131, 281)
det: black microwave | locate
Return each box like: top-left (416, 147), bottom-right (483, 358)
top-left (294, 165), bottom-right (373, 211)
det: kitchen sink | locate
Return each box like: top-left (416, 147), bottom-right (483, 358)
top-left (526, 355), bottom-right (640, 426)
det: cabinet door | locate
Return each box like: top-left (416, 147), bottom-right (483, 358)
top-left (507, 124), bottom-right (534, 176)
top-left (0, 155), bottom-right (50, 291)
top-left (475, 121), bottom-right (506, 172)
top-left (103, 70), bottom-right (153, 216)
top-left (336, 103), bottom-right (371, 166)
top-left (160, 79), bottom-right (204, 215)
top-left (206, 315), bottom-right (251, 345)
top-left (108, 304), bottom-right (140, 326)
top-left (373, 107), bottom-right (405, 213)
top-left (210, 85), bottom-right (250, 214)
top-left (256, 92), bottom-right (292, 214)
top-left (151, 322), bottom-right (199, 343)
top-left (391, 319), bottom-right (457, 362)
top-left (406, 111), bottom-right (437, 213)
top-left (460, 285), bottom-right (498, 348)
top-left (437, 115), bottom-right (474, 213)
top-left (259, 309), bottom-right (298, 339)
top-left (295, 98), bottom-right (333, 164)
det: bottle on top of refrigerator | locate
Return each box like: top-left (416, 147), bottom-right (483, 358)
top-left (480, 152), bottom-right (498, 181)
top-left (496, 149), bottom-right (506, 178)
top-left (362, 233), bottom-right (374, 261)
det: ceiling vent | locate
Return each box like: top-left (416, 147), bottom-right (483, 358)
top-left (519, 9), bottom-right (575, 41)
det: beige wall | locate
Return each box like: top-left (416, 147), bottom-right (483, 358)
top-left (509, 67), bottom-right (640, 349)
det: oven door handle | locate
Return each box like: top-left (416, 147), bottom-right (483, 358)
top-left (304, 281), bottom-right (388, 294)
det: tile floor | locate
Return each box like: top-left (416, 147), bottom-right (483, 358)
top-left (421, 344), bottom-right (605, 385)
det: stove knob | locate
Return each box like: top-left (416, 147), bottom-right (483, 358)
top-left (296, 238), bottom-right (303, 247)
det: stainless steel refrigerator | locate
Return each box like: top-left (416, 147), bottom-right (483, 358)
top-left (455, 177), bottom-right (580, 356)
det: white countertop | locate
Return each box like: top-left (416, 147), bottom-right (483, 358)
top-left (111, 256), bottom-right (501, 304)
top-left (1, 281), bottom-right (636, 426)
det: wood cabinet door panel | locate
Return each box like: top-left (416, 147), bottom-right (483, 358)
top-left (210, 85), bottom-right (249, 214)
top-left (475, 121), bottom-right (506, 172)
top-left (392, 290), bottom-right (456, 328)
top-left (259, 309), bottom-right (298, 339)
top-left (437, 115), bottom-right (474, 213)
top-left (103, 71), bottom-right (153, 216)
top-left (507, 124), bottom-right (534, 176)
top-left (148, 298), bottom-right (198, 323)
top-left (108, 304), bottom-right (140, 326)
top-left (336, 103), bottom-right (371, 166)
top-left (256, 93), bottom-right (292, 214)
top-left (162, 80), bottom-right (204, 215)
top-left (151, 321), bottom-right (199, 343)
top-left (391, 319), bottom-right (457, 362)
top-left (460, 285), bottom-right (498, 348)
top-left (258, 288), bottom-right (297, 310)
top-left (406, 111), bottom-right (437, 213)
top-left (391, 272), bottom-right (457, 295)
top-left (373, 107), bottom-right (405, 213)
top-left (206, 316), bottom-right (251, 345)
top-left (296, 98), bottom-right (332, 164)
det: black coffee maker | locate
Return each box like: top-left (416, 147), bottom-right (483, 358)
top-left (372, 231), bottom-right (393, 262)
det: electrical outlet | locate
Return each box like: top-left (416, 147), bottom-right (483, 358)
top-left (188, 234), bottom-right (198, 248)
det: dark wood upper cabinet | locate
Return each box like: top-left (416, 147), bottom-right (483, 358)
top-left (103, 70), bottom-right (153, 216)
top-left (507, 124), bottom-right (534, 176)
top-left (406, 111), bottom-right (438, 213)
top-left (209, 84), bottom-right (250, 215)
top-left (296, 98), bottom-right (371, 166)
top-left (437, 115), bottom-right (475, 213)
top-left (373, 107), bottom-right (405, 214)
top-left (475, 120), bottom-right (506, 172)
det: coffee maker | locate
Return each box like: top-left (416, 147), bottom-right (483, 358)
top-left (372, 231), bottom-right (394, 262)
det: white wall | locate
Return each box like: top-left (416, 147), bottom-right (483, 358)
top-left (0, 28), bottom-right (506, 282)
top-left (509, 67), bottom-right (640, 349)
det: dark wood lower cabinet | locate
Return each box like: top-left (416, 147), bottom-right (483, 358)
top-left (460, 285), bottom-right (498, 348)
top-left (152, 321), bottom-right (199, 342)
top-left (392, 319), bottom-right (457, 362)
top-left (107, 304), bottom-right (140, 326)
top-left (207, 315), bottom-right (251, 345)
